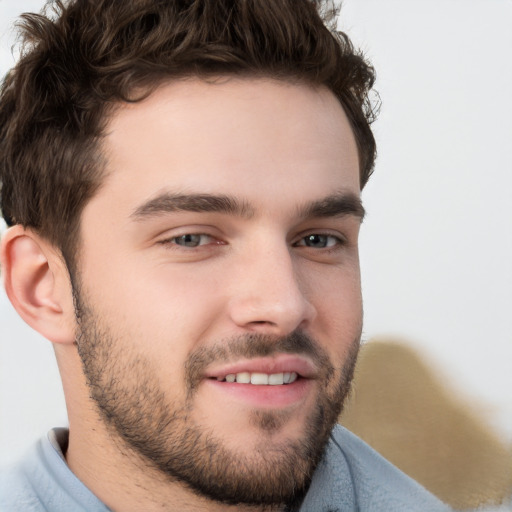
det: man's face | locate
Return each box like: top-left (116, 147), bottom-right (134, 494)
top-left (74, 78), bottom-right (363, 507)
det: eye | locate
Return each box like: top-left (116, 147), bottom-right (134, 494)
top-left (295, 234), bottom-right (342, 249)
top-left (169, 234), bottom-right (213, 248)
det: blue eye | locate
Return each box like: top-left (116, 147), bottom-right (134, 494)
top-left (298, 234), bottom-right (340, 248)
top-left (172, 234), bottom-right (209, 247)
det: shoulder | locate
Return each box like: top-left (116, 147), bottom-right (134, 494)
top-left (302, 425), bottom-right (452, 512)
top-left (329, 426), bottom-right (452, 511)
top-left (0, 430), bottom-right (109, 512)
top-left (0, 454), bottom-right (48, 512)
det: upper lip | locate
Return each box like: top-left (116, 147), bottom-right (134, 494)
top-left (203, 354), bottom-right (317, 380)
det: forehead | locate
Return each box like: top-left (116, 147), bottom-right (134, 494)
top-left (91, 78), bottom-right (360, 221)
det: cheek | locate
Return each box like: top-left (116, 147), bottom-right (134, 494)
top-left (308, 265), bottom-right (362, 356)
top-left (86, 249), bottom-right (226, 324)
top-left (140, 262), bottom-right (228, 324)
top-left (136, 267), bottom-right (231, 368)
top-left (79, 257), bottom-right (229, 381)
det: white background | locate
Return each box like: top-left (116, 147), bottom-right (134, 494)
top-left (1, 0), bottom-right (511, 467)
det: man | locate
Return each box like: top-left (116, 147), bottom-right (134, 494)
top-left (0, 1), bottom-right (450, 511)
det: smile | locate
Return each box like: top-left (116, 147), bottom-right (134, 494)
top-left (204, 357), bottom-right (314, 408)
top-left (214, 372), bottom-right (299, 385)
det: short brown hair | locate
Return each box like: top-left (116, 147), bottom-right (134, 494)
top-left (0, 0), bottom-right (377, 265)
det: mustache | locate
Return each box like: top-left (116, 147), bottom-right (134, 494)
top-left (185, 330), bottom-right (334, 393)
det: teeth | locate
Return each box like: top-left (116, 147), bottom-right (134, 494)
top-left (251, 373), bottom-right (269, 385)
top-left (236, 372), bottom-right (251, 384)
top-left (218, 371), bottom-right (299, 385)
top-left (283, 372), bottom-right (298, 384)
top-left (268, 373), bottom-right (284, 385)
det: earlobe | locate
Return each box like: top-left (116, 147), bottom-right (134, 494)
top-left (1, 225), bottom-right (76, 344)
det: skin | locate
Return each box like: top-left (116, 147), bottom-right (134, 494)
top-left (2, 78), bottom-right (363, 511)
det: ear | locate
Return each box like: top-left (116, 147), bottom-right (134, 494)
top-left (1, 225), bottom-right (76, 344)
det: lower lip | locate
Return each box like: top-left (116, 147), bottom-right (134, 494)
top-left (204, 378), bottom-right (312, 409)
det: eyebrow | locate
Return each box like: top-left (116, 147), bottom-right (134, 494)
top-left (297, 192), bottom-right (365, 221)
top-left (131, 192), bottom-right (255, 220)
top-left (131, 191), bottom-right (365, 222)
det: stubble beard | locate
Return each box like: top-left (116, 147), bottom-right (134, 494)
top-left (74, 290), bottom-right (360, 509)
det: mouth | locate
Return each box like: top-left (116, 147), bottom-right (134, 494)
top-left (202, 355), bottom-right (315, 408)
top-left (211, 371), bottom-right (298, 385)
top-left (204, 354), bottom-right (315, 384)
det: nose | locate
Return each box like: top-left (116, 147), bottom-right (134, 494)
top-left (227, 241), bottom-right (317, 336)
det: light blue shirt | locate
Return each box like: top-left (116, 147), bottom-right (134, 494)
top-left (0, 426), bottom-right (451, 511)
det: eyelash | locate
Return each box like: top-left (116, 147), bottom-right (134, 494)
top-left (293, 233), bottom-right (346, 249)
top-left (158, 232), bottom-right (346, 251)
top-left (159, 233), bottom-right (218, 249)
